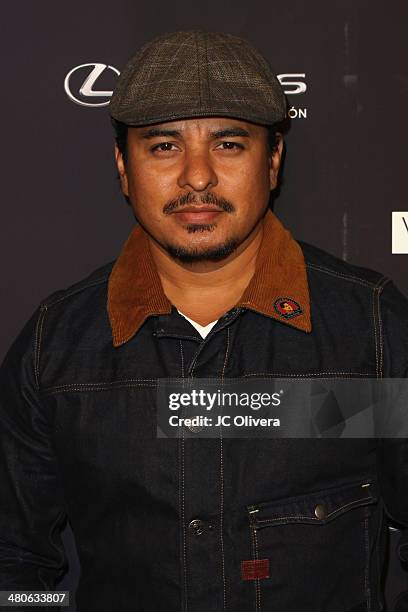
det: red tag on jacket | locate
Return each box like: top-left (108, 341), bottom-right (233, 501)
top-left (241, 559), bottom-right (270, 580)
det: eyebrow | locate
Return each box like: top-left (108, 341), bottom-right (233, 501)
top-left (141, 127), bottom-right (251, 139)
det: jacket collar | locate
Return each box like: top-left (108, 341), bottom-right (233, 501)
top-left (107, 209), bottom-right (311, 347)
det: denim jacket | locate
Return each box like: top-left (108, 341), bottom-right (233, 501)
top-left (1, 210), bottom-right (407, 611)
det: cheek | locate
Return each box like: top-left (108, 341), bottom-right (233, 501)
top-left (228, 161), bottom-right (270, 203)
top-left (126, 174), bottom-right (156, 221)
top-left (127, 165), bottom-right (174, 208)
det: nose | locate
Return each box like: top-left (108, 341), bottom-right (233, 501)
top-left (177, 149), bottom-right (218, 192)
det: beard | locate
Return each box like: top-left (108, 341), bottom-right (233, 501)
top-left (161, 190), bottom-right (240, 263)
top-left (135, 191), bottom-right (264, 264)
top-left (164, 234), bottom-right (241, 263)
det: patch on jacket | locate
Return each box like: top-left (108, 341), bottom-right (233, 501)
top-left (274, 297), bottom-right (303, 319)
top-left (240, 559), bottom-right (270, 580)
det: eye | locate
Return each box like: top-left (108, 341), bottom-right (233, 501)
top-left (216, 141), bottom-right (245, 151)
top-left (151, 142), bottom-right (178, 152)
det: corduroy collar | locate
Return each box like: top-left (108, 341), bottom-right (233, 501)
top-left (107, 210), bottom-right (311, 347)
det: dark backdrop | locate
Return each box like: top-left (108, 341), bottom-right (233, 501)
top-left (2, 1), bottom-right (407, 609)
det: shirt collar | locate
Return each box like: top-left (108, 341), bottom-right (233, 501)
top-left (107, 209), bottom-right (311, 347)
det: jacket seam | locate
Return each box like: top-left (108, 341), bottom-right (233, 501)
top-left (42, 382), bottom-right (157, 395)
top-left (254, 496), bottom-right (374, 524)
top-left (306, 263), bottom-right (381, 288)
top-left (34, 305), bottom-right (48, 391)
top-left (155, 333), bottom-right (202, 342)
top-left (375, 499), bottom-right (385, 610)
top-left (363, 505), bottom-right (371, 611)
top-left (378, 278), bottom-right (391, 379)
top-left (43, 378), bottom-right (159, 389)
top-left (219, 327), bottom-right (230, 612)
top-left (41, 373), bottom-right (374, 393)
top-left (372, 277), bottom-right (390, 379)
top-left (40, 275), bottom-right (110, 309)
top-left (253, 527), bottom-right (261, 612)
top-left (178, 340), bottom-right (188, 611)
top-left (243, 372), bottom-right (373, 378)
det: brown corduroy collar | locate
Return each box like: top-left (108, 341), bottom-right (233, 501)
top-left (107, 209), bottom-right (311, 347)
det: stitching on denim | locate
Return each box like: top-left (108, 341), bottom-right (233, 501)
top-left (253, 527), bottom-right (261, 612)
top-left (377, 278), bottom-right (390, 379)
top-left (372, 286), bottom-right (380, 379)
top-left (378, 287), bottom-right (383, 378)
top-left (187, 313), bottom-right (241, 376)
top-left (221, 327), bottom-right (230, 380)
top-left (179, 432), bottom-right (188, 612)
top-left (42, 275), bottom-right (110, 309)
top-left (243, 372), bottom-right (372, 378)
top-left (376, 286), bottom-right (382, 379)
top-left (249, 525), bottom-right (259, 611)
top-left (219, 327), bottom-right (230, 611)
top-left (375, 500), bottom-right (384, 610)
top-left (371, 276), bottom-right (389, 380)
top-left (155, 333), bottom-right (202, 342)
top-left (46, 376), bottom-right (226, 389)
top-left (43, 372), bottom-right (374, 395)
top-left (363, 506), bottom-right (371, 612)
top-left (43, 382), bottom-right (157, 395)
top-left (34, 305), bottom-right (48, 391)
top-left (306, 263), bottom-right (378, 288)
top-left (43, 382), bottom-right (157, 391)
top-left (254, 496), bottom-right (374, 525)
top-left (374, 276), bottom-right (390, 291)
top-left (189, 342), bottom-right (204, 376)
top-left (219, 432), bottom-right (226, 612)
top-left (178, 340), bottom-right (188, 611)
top-left (44, 378), bottom-right (158, 391)
top-left (180, 340), bottom-right (185, 379)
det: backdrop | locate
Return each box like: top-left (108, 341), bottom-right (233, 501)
top-left (2, 0), bottom-right (407, 609)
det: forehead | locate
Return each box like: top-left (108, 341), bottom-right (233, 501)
top-left (129, 116), bottom-right (266, 139)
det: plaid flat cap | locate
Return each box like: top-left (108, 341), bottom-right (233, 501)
top-left (109, 30), bottom-right (287, 127)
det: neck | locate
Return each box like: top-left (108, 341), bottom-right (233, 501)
top-left (147, 218), bottom-right (265, 325)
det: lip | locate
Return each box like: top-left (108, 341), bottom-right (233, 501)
top-left (172, 206), bottom-right (224, 213)
top-left (172, 206), bottom-right (224, 224)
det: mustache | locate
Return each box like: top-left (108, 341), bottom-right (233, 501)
top-left (163, 192), bottom-right (235, 214)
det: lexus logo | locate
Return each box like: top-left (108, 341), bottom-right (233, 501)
top-left (64, 63), bottom-right (120, 107)
top-left (277, 74), bottom-right (307, 96)
top-left (64, 64), bottom-right (308, 108)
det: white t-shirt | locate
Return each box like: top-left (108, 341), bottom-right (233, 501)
top-left (177, 309), bottom-right (218, 339)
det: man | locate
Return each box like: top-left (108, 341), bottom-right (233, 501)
top-left (1, 30), bottom-right (407, 612)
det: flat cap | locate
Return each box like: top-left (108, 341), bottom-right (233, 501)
top-left (110, 30), bottom-right (287, 127)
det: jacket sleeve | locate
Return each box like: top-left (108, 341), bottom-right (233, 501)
top-left (377, 280), bottom-right (408, 566)
top-left (0, 305), bottom-right (68, 598)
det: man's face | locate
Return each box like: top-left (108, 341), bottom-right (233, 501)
top-left (115, 117), bottom-right (283, 263)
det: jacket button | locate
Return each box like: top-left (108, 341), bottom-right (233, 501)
top-left (314, 503), bottom-right (327, 520)
top-left (188, 519), bottom-right (205, 536)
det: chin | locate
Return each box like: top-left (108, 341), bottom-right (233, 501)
top-left (164, 237), bottom-right (241, 264)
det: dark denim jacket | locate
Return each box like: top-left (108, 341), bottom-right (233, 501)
top-left (1, 211), bottom-right (408, 611)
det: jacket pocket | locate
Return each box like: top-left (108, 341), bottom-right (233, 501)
top-left (246, 479), bottom-right (379, 612)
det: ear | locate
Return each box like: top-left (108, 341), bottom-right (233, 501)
top-left (269, 135), bottom-right (284, 191)
top-left (114, 144), bottom-right (129, 197)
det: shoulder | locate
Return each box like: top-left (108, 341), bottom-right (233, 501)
top-left (35, 261), bottom-right (116, 351)
top-left (40, 261), bottom-right (114, 311)
top-left (298, 240), bottom-right (408, 375)
top-left (4, 261), bottom-right (115, 357)
top-left (1, 262), bottom-right (115, 388)
top-left (299, 240), bottom-right (386, 289)
top-left (298, 238), bottom-right (408, 318)
top-left (299, 240), bottom-right (408, 311)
